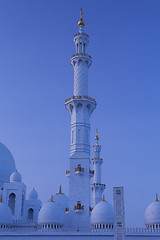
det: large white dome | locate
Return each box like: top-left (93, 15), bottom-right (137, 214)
top-left (91, 199), bottom-right (114, 226)
top-left (38, 198), bottom-right (64, 226)
top-left (0, 143), bottom-right (16, 187)
top-left (0, 200), bottom-right (13, 226)
top-left (145, 195), bottom-right (160, 226)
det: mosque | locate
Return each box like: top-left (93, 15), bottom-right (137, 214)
top-left (0, 10), bottom-right (160, 240)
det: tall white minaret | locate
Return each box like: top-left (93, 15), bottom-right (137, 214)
top-left (91, 130), bottom-right (106, 207)
top-left (65, 9), bottom-right (96, 231)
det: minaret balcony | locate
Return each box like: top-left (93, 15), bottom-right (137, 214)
top-left (91, 158), bottom-right (103, 164)
top-left (66, 170), bottom-right (70, 177)
top-left (89, 169), bottom-right (94, 178)
top-left (71, 53), bottom-right (92, 59)
top-left (75, 165), bottom-right (84, 176)
top-left (91, 183), bottom-right (106, 191)
top-left (65, 95), bottom-right (96, 104)
top-left (74, 201), bottom-right (84, 213)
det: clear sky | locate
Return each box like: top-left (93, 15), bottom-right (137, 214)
top-left (0, 0), bottom-right (160, 227)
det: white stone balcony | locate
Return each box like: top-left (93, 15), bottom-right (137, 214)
top-left (74, 201), bottom-right (84, 213)
top-left (75, 165), bottom-right (84, 176)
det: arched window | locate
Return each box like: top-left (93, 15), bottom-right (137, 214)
top-left (21, 194), bottom-right (24, 216)
top-left (78, 129), bottom-right (81, 143)
top-left (72, 130), bottom-right (74, 144)
top-left (28, 208), bottom-right (34, 220)
top-left (8, 193), bottom-right (16, 214)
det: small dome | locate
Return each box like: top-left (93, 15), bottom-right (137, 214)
top-left (10, 170), bottom-right (22, 182)
top-left (0, 143), bottom-right (16, 187)
top-left (145, 195), bottom-right (160, 226)
top-left (54, 186), bottom-right (69, 211)
top-left (28, 188), bottom-right (38, 199)
top-left (38, 196), bottom-right (64, 226)
top-left (0, 198), bottom-right (13, 225)
top-left (91, 198), bottom-right (114, 226)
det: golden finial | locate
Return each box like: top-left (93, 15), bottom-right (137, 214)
top-left (50, 194), bottom-right (54, 202)
top-left (102, 194), bottom-right (106, 202)
top-left (95, 129), bottom-right (99, 141)
top-left (154, 193), bottom-right (160, 202)
top-left (56, 185), bottom-right (64, 195)
top-left (78, 8), bottom-right (85, 26)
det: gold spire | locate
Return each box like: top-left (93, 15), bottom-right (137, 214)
top-left (56, 185), bottom-right (64, 195)
top-left (95, 129), bottom-right (99, 141)
top-left (78, 8), bottom-right (85, 26)
top-left (50, 194), bottom-right (54, 202)
top-left (102, 194), bottom-right (106, 202)
top-left (154, 193), bottom-right (160, 202)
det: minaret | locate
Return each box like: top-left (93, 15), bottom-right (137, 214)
top-left (65, 9), bottom-right (96, 231)
top-left (91, 130), bottom-right (106, 207)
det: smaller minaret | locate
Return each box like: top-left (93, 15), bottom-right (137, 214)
top-left (91, 130), bottom-right (106, 207)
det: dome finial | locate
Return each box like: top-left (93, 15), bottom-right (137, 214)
top-left (95, 129), bottom-right (99, 144)
top-left (56, 185), bottom-right (64, 195)
top-left (102, 194), bottom-right (106, 202)
top-left (154, 193), bottom-right (160, 202)
top-left (59, 185), bottom-right (62, 193)
top-left (50, 194), bottom-right (54, 202)
top-left (102, 194), bottom-right (105, 201)
top-left (78, 8), bottom-right (85, 27)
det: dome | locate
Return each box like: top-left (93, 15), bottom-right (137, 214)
top-left (54, 186), bottom-right (69, 211)
top-left (10, 170), bottom-right (22, 182)
top-left (91, 198), bottom-right (114, 226)
top-left (0, 198), bottom-right (13, 225)
top-left (0, 143), bottom-right (16, 186)
top-left (28, 188), bottom-right (38, 199)
top-left (38, 196), bottom-right (64, 226)
top-left (145, 195), bottom-right (160, 226)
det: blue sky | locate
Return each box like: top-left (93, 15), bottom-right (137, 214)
top-left (0, 0), bottom-right (160, 227)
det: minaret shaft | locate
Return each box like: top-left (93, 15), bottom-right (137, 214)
top-left (65, 10), bottom-right (96, 231)
top-left (91, 132), bottom-right (106, 207)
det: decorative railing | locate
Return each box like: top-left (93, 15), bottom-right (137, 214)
top-left (75, 167), bottom-right (84, 172)
top-left (91, 183), bottom-right (106, 187)
top-left (74, 32), bottom-right (89, 38)
top-left (71, 53), bottom-right (92, 59)
top-left (74, 204), bottom-right (84, 210)
top-left (65, 95), bottom-right (96, 103)
top-left (91, 158), bottom-right (103, 161)
top-left (126, 227), bottom-right (160, 233)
